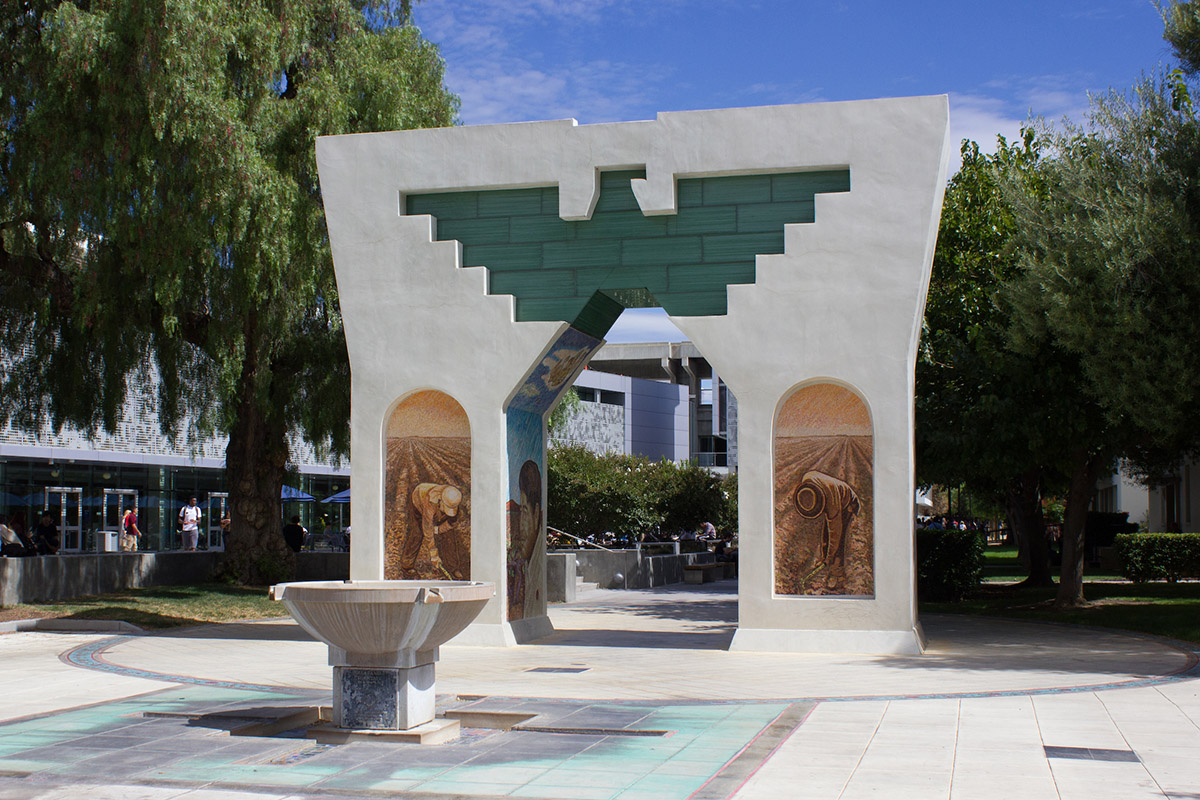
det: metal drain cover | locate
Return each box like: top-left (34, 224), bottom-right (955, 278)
top-left (1044, 746), bottom-right (1140, 762)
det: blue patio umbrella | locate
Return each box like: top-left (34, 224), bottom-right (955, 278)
top-left (0, 492), bottom-right (26, 507)
top-left (320, 488), bottom-right (351, 504)
top-left (281, 485), bottom-right (315, 502)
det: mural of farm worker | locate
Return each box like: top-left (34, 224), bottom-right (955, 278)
top-left (507, 460), bottom-right (543, 620)
top-left (793, 470), bottom-right (860, 570)
top-left (403, 483), bottom-right (467, 580)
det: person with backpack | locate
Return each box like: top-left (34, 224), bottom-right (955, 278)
top-left (179, 497), bottom-right (202, 551)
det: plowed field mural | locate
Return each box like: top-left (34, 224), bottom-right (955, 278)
top-left (385, 391), bottom-right (471, 580)
top-left (774, 383), bottom-right (873, 596)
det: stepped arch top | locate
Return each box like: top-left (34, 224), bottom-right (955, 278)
top-left (406, 169), bottom-right (850, 338)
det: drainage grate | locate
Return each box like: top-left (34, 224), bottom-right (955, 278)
top-left (526, 667), bottom-right (589, 673)
top-left (513, 725), bottom-right (669, 737)
top-left (1044, 746), bottom-right (1140, 763)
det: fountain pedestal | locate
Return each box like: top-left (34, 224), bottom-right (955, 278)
top-left (270, 580), bottom-right (494, 733)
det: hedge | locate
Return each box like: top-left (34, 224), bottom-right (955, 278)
top-left (546, 444), bottom-right (738, 543)
top-left (1115, 533), bottom-right (1200, 582)
top-left (916, 528), bottom-right (983, 601)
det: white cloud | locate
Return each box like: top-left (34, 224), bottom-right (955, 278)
top-left (414, 1), bottom-right (671, 125)
top-left (948, 75), bottom-right (1096, 171)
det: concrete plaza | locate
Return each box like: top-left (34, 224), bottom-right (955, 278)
top-left (0, 580), bottom-right (1198, 799)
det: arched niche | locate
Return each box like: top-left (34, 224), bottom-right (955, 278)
top-left (774, 382), bottom-right (874, 597)
top-left (383, 390), bottom-right (471, 581)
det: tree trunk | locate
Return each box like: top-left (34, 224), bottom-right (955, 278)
top-left (220, 330), bottom-right (296, 586)
top-left (1005, 467), bottom-right (1053, 587)
top-left (1055, 451), bottom-right (1104, 608)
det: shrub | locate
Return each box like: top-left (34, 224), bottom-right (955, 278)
top-left (916, 528), bottom-right (983, 601)
top-left (546, 445), bottom-right (735, 544)
top-left (1115, 533), bottom-right (1200, 582)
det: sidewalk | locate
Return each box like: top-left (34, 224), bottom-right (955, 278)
top-left (0, 580), bottom-right (1197, 799)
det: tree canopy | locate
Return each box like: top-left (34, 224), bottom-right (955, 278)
top-left (921, 1), bottom-right (1200, 605)
top-left (0, 0), bottom-right (458, 581)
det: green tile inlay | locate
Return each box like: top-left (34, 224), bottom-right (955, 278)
top-left (575, 210), bottom-right (668, 240)
top-left (676, 180), bottom-right (703, 207)
top-left (581, 266), bottom-right (669, 294)
top-left (773, 169), bottom-right (851, 200)
top-left (622, 236), bottom-right (702, 266)
top-left (408, 168), bottom-right (849, 335)
top-left (437, 217), bottom-right (510, 242)
top-left (511, 214), bottom-right (577, 243)
top-left (406, 192), bottom-right (479, 219)
top-left (656, 291), bottom-right (729, 316)
top-left (595, 170), bottom-right (648, 212)
top-left (462, 243), bottom-right (541, 271)
top-left (491, 270), bottom-right (576, 298)
top-left (668, 262), bottom-right (755, 293)
top-left (478, 187), bottom-right (543, 217)
top-left (544, 239), bottom-right (621, 269)
top-left (702, 175), bottom-right (772, 205)
top-left (666, 205), bottom-right (737, 235)
top-left (702, 232), bottom-right (784, 263)
top-left (541, 187), bottom-right (561, 215)
top-left (736, 200), bottom-right (815, 233)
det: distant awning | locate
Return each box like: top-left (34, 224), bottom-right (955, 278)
top-left (281, 485), bottom-right (315, 502)
top-left (321, 488), bottom-right (351, 504)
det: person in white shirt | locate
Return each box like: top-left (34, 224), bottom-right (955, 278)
top-left (179, 497), bottom-right (202, 551)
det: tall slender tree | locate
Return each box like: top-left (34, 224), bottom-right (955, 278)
top-left (0, 0), bottom-right (457, 582)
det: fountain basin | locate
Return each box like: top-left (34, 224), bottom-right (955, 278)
top-left (270, 580), bottom-right (494, 731)
top-left (270, 580), bottom-right (493, 668)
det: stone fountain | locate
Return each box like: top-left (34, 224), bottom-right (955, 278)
top-left (270, 579), bottom-right (493, 741)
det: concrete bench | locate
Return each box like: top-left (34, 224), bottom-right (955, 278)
top-left (683, 563), bottom-right (723, 584)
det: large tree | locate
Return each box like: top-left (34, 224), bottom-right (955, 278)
top-left (917, 132), bottom-right (1085, 589)
top-left (922, 4), bottom-right (1200, 607)
top-left (1003, 73), bottom-right (1200, 604)
top-left (0, 0), bottom-right (457, 582)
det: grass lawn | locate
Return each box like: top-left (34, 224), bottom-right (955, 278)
top-left (923, 580), bottom-right (1200, 646)
top-left (982, 543), bottom-right (1122, 582)
top-left (0, 584), bottom-right (291, 629)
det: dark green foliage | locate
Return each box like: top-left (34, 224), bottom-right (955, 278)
top-left (916, 528), bottom-right (984, 602)
top-left (0, 0), bottom-right (457, 583)
top-left (546, 444), bottom-right (733, 543)
top-left (1115, 533), bottom-right (1200, 582)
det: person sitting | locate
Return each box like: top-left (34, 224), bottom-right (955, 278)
top-left (714, 533), bottom-right (738, 562)
top-left (33, 512), bottom-right (61, 555)
top-left (1, 514), bottom-right (31, 557)
top-left (282, 516), bottom-right (307, 553)
top-left (329, 526), bottom-right (349, 552)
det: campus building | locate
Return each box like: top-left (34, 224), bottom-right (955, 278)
top-left (562, 341), bottom-right (738, 471)
top-left (1146, 459), bottom-right (1199, 531)
top-left (0, 369), bottom-right (349, 552)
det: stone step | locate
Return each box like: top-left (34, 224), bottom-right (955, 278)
top-left (575, 580), bottom-right (599, 592)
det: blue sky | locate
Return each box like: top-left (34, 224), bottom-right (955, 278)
top-left (412, 0), bottom-right (1175, 342)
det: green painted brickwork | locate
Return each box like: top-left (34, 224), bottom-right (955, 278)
top-left (406, 169), bottom-right (850, 337)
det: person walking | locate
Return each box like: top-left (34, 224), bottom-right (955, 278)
top-left (178, 497), bottom-right (202, 551)
top-left (121, 506), bottom-right (141, 551)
